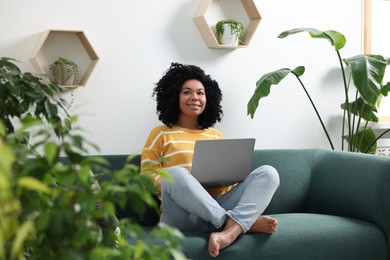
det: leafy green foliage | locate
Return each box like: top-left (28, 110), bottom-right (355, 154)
top-left (215, 19), bottom-right (245, 45)
top-left (0, 57), bottom-right (186, 259)
top-left (247, 28), bottom-right (390, 153)
top-left (0, 58), bottom-right (67, 134)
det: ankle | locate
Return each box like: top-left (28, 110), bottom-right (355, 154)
top-left (223, 218), bottom-right (243, 237)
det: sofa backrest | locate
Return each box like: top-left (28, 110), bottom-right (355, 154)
top-left (97, 150), bottom-right (319, 223)
top-left (251, 149), bottom-right (316, 214)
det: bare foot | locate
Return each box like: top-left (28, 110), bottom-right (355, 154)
top-left (249, 215), bottom-right (278, 234)
top-left (208, 218), bottom-right (243, 257)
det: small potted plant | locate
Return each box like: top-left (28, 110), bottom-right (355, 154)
top-left (49, 57), bottom-right (78, 86)
top-left (216, 19), bottom-right (245, 46)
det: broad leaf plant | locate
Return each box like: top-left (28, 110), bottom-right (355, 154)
top-left (248, 28), bottom-right (390, 153)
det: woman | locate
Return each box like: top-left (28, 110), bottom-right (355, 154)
top-left (141, 62), bottom-right (280, 257)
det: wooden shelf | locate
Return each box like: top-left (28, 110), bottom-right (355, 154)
top-left (30, 29), bottom-right (99, 87)
top-left (193, 0), bottom-right (261, 49)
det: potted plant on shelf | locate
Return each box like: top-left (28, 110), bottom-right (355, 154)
top-left (0, 57), bottom-right (185, 259)
top-left (247, 28), bottom-right (390, 154)
top-left (216, 19), bottom-right (245, 46)
top-left (49, 57), bottom-right (78, 86)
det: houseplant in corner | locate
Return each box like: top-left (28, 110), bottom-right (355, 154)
top-left (49, 57), bottom-right (79, 86)
top-left (0, 57), bottom-right (185, 259)
top-left (216, 19), bottom-right (245, 46)
top-left (247, 28), bottom-right (390, 153)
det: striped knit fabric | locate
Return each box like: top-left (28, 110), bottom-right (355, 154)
top-left (141, 125), bottom-right (235, 197)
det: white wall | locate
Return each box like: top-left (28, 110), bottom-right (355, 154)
top-left (0, 0), bottom-right (368, 155)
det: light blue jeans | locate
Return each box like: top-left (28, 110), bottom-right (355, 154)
top-left (160, 165), bottom-right (279, 233)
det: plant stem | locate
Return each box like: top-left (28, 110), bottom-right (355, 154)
top-left (294, 74), bottom-right (335, 150)
top-left (341, 104), bottom-right (346, 151)
top-left (365, 128), bottom-right (390, 153)
top-left (354, 117), bottom-right (366, 152)
top-left (341, 75), bottom-right (352, 151)
top-left (336, 50), bottom-right (352, 151)
top-left (351, 91), bottom-right (360, 151)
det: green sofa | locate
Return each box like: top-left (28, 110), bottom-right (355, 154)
top-left (104, 149), bottom-right (390, 259)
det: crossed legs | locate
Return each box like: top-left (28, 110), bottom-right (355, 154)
top-left (208, 216), bottom-right (278, 257)
top-left (161, 165), bottom-right (280, 257)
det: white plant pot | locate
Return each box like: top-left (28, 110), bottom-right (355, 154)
top-left (221, 24), bottom-right (240, 46)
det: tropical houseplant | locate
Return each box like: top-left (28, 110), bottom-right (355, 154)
top-left (216, 19), bottom-right (245, 46)
top-left (247, 28), bottom-right (390, 153)
top-left (0, 57), bottom-right (185, 259)
top-left (49, 57), bottom-right (79, 86)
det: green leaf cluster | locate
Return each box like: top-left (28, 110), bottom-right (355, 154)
top-left (0, 58), bottom-right (67, 135)
top-left (0, 57), bottom-right (186, 259)
top-left (247, 28), bottom-right (390, 153)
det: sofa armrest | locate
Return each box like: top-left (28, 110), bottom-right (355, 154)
top-left (310, 150), bottom-right (390, 246)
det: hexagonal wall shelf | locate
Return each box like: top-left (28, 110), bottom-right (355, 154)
top-left (193, 0), bottom-right (261, 49)
top-left (30, 29), bottom-right (99, 87)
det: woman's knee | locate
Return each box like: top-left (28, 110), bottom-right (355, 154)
top-left (252, 165), bottom-right (280, 188)
top-left (162, 166), bottom-right (192, 186)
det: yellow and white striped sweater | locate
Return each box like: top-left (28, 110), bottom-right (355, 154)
top-left (141, 125), bottom-right (236, 197)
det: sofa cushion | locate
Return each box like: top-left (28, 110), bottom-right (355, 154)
top-left (181, 213), bottom-right (388, 260)
top-left (251, 149), bottom-right (316, 214)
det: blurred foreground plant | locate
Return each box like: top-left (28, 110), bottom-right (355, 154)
top-left (0, 57), bottom-right (185, 260)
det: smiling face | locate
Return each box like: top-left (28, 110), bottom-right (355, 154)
top-left (177, 79), bottom-right (207, 126)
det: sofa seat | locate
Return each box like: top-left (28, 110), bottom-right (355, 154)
top-left (181, 213), bottom-right (388, 259)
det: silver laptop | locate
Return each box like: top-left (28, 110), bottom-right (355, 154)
top-left (191, 138), bottom-right (255, 188)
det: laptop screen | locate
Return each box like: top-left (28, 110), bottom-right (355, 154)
top-left (191, 138), bottom-right (255, 188)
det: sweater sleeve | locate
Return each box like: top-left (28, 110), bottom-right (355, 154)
top-left (141, 127), bottom-right (164, 192)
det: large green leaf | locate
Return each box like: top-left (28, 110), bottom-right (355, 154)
top-left (10, 220), bottom-right (35, 260)
top-left (361, 128), bottom-right (377, 154)
top-left (343, 54), bottom-right (387, 106)
top-left (0, 137), bottom-right (15, 176)
top-left (247, 67), bottom-right (305, 118)
top-left (381, 81), bottom-right (390, 96)
top-left (345, 128), bottom-right (377, 154)
top-left (18, 176), bottom-right (51, 194)
top-left (340, 97), bottom-right (378, 122)
top-left (44, 142), bottom-right (59, 166)
top-left (278, 28), bottom-right (346, 51)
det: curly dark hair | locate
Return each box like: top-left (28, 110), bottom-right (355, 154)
top-left (153, 62), bottom-right (223, 129)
